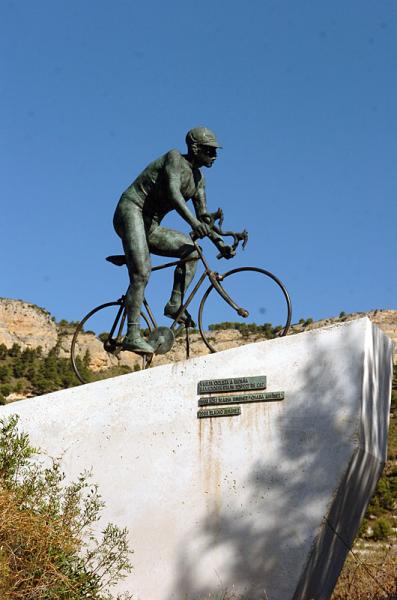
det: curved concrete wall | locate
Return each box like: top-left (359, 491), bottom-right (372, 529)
top-left (1, 318), bottom-right (393, 600)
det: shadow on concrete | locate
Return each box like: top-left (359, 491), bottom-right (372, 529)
top-left (168, 323), bottom-right (392, 600)
top-left (293, 324), bottom-right (391, 600)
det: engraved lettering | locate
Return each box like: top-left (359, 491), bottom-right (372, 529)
top-left (197, 376), bottom-right (267, 395)
top-left (197, 406), bottom-right (241, 419)
top-left (198, 391), bottom-right (285, 407)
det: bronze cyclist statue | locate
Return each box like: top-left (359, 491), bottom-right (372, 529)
top-left (70, 130), bottom-right (292, 381)
top-left (113, 126), bottom-right (235, 355)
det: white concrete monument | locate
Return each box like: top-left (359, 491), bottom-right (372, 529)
top-left (1, 317), bottom-right (393, 600)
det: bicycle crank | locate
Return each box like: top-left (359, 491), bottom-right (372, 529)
top-left (147, 327), bottom-right (175, 355)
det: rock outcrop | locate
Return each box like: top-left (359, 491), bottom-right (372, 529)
top-left (0, 299), bottom-right (58, 354)
top-left (0, 299), bottom-right (396, 373)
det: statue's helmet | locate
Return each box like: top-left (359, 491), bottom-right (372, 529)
top-left (185, 127), bottom-right (222, 148)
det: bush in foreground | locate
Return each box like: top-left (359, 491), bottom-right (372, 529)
top-left (0, 415), bottom-right (133, 599)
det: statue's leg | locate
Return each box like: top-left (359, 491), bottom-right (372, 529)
top-left (113, 201), bottom-right (154, 353)
top-left (148, 226), bottom-right (198, 324)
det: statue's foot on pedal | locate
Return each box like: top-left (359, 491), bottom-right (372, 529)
top-left (122, 336), bottom-right (154, 355)
top-left (164, 302), bottom-right (196, 327)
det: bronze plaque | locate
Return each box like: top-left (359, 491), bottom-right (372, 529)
top-left (197, 406), bottom-right (241, 419)
top-left (198, 391), bottom-right (284, 407)
top-left (197, 376), bottom-right (267, 395)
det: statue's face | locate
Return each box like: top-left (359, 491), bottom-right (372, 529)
top-left (196, 145), bottom-right (217, 168)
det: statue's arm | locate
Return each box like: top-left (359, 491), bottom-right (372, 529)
top-left (192, 174), bottom-right (223, 240)
top-left (192, 173), bottom-right (234, 258)
top-left (192, 174), bottom-right (208, 220)
top-left (165, 152), bottom-right (210, 237)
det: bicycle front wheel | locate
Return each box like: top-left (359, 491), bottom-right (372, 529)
top-left (198, 267), bottom-right (292, 354)
top-left (71, 301), bottom-right (152, 384)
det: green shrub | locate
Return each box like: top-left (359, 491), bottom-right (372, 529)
top-left (58, 319), bottom-right (80, 328)
top-left (208, 321), bottom-right (282, 338)
top-left (8, 343), bottom-right (21, 358)
top-left (0, 415), bottom-right (133, 599)
top-left (13, 381), bottom-right (24, 394)
top-left (0, 365), bottom-right (12, 383)
top-left (371, 517), bottom-right (393, 541)
top-left (0, 384), bottom-right (12, 398)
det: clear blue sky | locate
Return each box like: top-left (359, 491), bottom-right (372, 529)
top-left (1, 1), bottom-right (396, 328)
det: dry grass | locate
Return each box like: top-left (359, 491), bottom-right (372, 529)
top-left (332, 543), bottom-right (397, 600)
top-left (0, 486), bottom-right (84, 599)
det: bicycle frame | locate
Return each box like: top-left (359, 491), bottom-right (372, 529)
top-left (139, 237), bottom-right (249, 335)
top-left (107, 236), bottom-right (249, 352)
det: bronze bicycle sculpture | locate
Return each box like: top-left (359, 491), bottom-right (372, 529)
top-left (71, 209), bottom-right (292, 384)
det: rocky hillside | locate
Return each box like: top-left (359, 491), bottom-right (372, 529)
top-left (0, 299), bottom-right (396, 377)
top-left (0, 299), bottom-right (58, 353)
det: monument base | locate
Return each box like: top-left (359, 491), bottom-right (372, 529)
top-left (1, 318), bottom-right (393, 600)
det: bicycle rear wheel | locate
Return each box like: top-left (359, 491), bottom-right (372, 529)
top-left (198, 267), bottom-right (292, 354)
top-left (71, 301), bottom-right (152, 384)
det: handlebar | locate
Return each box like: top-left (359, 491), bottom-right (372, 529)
top-left (191, 208), bottom-right (248, 259)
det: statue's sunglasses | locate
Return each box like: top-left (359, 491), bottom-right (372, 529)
top-left (199, 145), bottom-right (217, 157)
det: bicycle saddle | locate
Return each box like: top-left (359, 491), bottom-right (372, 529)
top-left (106, 255), bottom-right (126, 266)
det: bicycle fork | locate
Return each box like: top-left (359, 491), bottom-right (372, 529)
top-left (192, 239), bottom-right (249, 318)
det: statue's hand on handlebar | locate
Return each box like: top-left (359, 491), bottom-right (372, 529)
top-left (198, 213), bottom-right (212, 225)
top-left (198, 209), bottom-right (224, 229)
top-left (192, 219), bottom-right (212, 238)
top-left (219, 244), bottom-right (236, 259)
top-left (215, 240), bottom-right (236, 260)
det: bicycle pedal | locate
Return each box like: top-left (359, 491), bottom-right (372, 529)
top-left (147, 327), bottom-right (175, 355)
